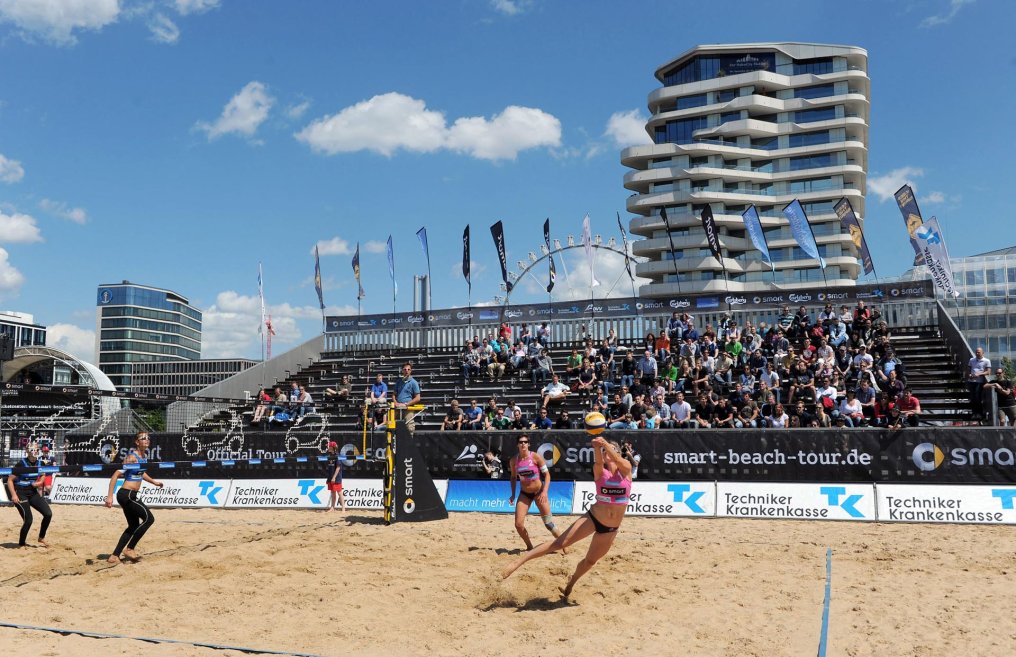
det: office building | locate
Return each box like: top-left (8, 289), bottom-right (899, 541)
top-left (0, 311), bottom-right (46, 350)
top-left (95, 281), bottom-right (202, 390)
top-left (622, 42), bottom-right (870, 295)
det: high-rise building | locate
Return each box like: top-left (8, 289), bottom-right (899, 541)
top-left (623, 43), bottom-right (870, 295)
top-left (95, 281), bottom-right (202, 390)
top-left (0, 311), bottom-right (46, 350)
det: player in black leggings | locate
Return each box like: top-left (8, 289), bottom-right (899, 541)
top-left (105, 432), bottom-right (163, 563)
top-left (6, 443), bottom-right (52, 547)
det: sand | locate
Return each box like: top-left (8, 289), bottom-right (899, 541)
top-left (1, 506), bottom-right (1014, 657)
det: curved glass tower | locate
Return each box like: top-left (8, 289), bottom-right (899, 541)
top-left (623, 43), bottom-right (870, 295)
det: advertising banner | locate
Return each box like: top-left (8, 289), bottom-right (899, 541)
top-left (716, 482), bottom-right (876, 521)
top-left (894, 184), bottom-right (926, 265)
top-left (225, 478), bottom-right (332, 509)
top-left (572, 481), bottom-right (715, 517)
top-left (875, 484), bottom-right (1016, 524)
top-left (914, 217), bottom-right (960, 298)
top-left (444, 479), bottom-right (573, 514)
top-left (50, 477), bottom-right (231, 508)
top-left (884, 430), bottom-right (1016, 483)
top-left (741, 205), bottom-right (774, 272)
top-left (490, 220), bottom-right (513, 293)
top-left (834, 198), bottom-right (874, 275)
top-left (782, 199), bottom-right (826, 268)
top-left (701, 205), bottom-right (722, 262)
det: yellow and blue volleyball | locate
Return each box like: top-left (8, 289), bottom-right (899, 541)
top-left (583, 411), bottom-right (607, 435)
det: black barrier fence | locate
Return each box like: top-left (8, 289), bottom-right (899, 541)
top-left (55, 427), bottom-right (1016, 484)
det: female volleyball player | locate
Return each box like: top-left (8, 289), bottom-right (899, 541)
top-left (508, 434), bottom-right (562, 550)
top-left (503, 436), bottom-right (632, 597)
top-left (105, 432), bottom-right (163, 563)
top-left (325, 441), bottom-right (345, 512)
top-left (6, 443), bottom-right (52, 547)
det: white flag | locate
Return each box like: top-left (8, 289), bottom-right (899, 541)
top-left (582, 214), bottom-right (600, 288)
top-left (915, 217), bottom-right (960, 299)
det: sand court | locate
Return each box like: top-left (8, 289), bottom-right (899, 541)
top-left (1, 505), bottom-right (1014, 656)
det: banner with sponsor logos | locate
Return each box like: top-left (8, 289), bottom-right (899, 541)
top-left (323, 280), bottom-right (935, 333)
top-left (572, 480), bottom-right (714, 517)
top-left (894, 184), bottom-right (926, 266)
top-left (884, 429), bottom-right (1016, 483)
top-left (876, 484), bottom-right (1016, 525)
top-left (444, 479), bottom-right (573, 514)
top-left (50, 477), bottom-right (231, 508)
top-left (716, 482), bottom-right (876, 521)
top-left (914, 217), bottom-right (960, 299)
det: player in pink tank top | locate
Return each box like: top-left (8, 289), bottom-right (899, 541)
top-left (503, 435), bottom-right (632, 598)
top-left (509, 434), bottom-right (563, 550)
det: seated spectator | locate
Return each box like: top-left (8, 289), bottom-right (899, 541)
top-left (871, 392), bottom-right (892, 428)
top-left (670, 391), bottom-right (692, 428)
top-left (896, 387), bottom-right (921, 427)
top-left (464, 399), bottom-right (484, 430)
top-left (836, 390), bottom-right (864, 428)
top-left (576, 362), bottom-right (598, 400)
top-left (813, 403), bottom-right (832, 428)
top-left (510, 408), bottom-right (527, 430)
top-left (666, 311), bottom-right (684, 342)
top-left (368, 373), bottom-right (388, 407)
top-left (654, 332), bottom-right (671, 363)
top-left (487, 407), bottom-right (512, 430)
top-left (297, 385), bottom-right (315, 418)
top-left (852, 345), bottom-right (874, 370)
top-left (760, 363), bottom-right (780, 403)
top-left (788, 363), bottom-right (816, 405)
top-left (855, 378), bottom-right (876, 419)
top-left (736, 394), bottom-right (759, 428)
top-left (441, 400), bottom-right (464, 431)
top-left (767, 403), bottom-right (789, 428)
top-left (609, 412), bottom-right (637, 431)
top-left (536, 322), bottom-right (551, 346)
top-left (566, 349), bottom-right (584, 378)
top-left (886, 403), bottom-right (906, 429)
top-left (791, 400), bottom-right (815, 428)
top-left (816, 377), bottom-right (838, 413)
top-left (554, 410), bottom-right (575, 430)
top-left (652, 393), bottom-right (673, 428)
top-left (529, 348), bottom-right (553, 386)
top-left (619, 351), bottom-right (637, 389)
top-left (325, 375), bottom-right (352, 399)
top-left (540, 374), bottom-right (570, 408)
top-left (510, 342), bottom-right (529, 372)
top-left (530, 407), bottom-right (553, 430)
top-left (251, 388), bottom-right (272, 424)
top-left (643, 406), bottom-right (660, 429)
top-left (637, 350), bottom-right (658, 387)
top-left (878, 368), bottom-right (906, 399)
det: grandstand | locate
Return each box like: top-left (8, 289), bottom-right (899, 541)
top-left (181, 296), bottom-right (980, 437)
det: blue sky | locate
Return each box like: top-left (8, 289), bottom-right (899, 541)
top-left (0, 0), bottom-right (1011, 362)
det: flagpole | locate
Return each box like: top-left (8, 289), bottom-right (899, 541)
top-left (660, 207), bottom-right (683, 294)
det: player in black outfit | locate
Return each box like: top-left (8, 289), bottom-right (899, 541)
top-left (6, 443), bottom-right (52, 547)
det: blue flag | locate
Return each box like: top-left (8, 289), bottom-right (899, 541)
top-left (386, 235), bottom-right (397, 302)
top-left (782, 199), bottom-right (826, 269)
top-left (741, 205), bottom-right (774, 273)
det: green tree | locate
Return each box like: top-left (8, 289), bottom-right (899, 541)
top-left (1001, 357), bottom-right (1016, 381)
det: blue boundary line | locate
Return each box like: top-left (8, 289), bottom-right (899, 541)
top-left (817, 547), bottom-right (832, 657)
top-left (0, 620), bottom-right (328, 657)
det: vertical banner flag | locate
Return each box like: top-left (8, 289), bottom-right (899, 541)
top-left (257, 262), bottom-right (266, 335)
top-left (660, 206), bottom-right (682, 275)
top-left (782, 199), bottom-right (827, 269)
top-left (834, 198), bottom-right (874, 275)
top-left (544, 218), bottom-right (556, 293)
top-left (914, 217), bottom-right (961, 298)
top-left (386, 235), bottom-right (397, 302)
top-left (490, 220), bottom-right (513, 293)
top-left (700, 205), bottom-right (722, 262)
top-left (313, 245), bottom-right (325, 310)
top-left (581, 214), bottom-right (600, 288)
top-left (616, 212), bottom-right (634, 281)
top-left (894, 184), bottom-right (926, 266)
top-left (352, 243), bottom-right (364, 300)
top-left (741, 205), bottom-right (775, 272)
top-left (462, 225), bottom-right (471, 293)
top-left (416, 227), bottom-right (431, 281)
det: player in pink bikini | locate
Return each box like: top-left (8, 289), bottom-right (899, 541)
top-left (508, 434), bottom-right (562, 550)
top-left (502, 436), bottom-right (632, 597)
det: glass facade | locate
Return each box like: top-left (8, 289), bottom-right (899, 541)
top-left (662, 52), bottom-right (776, 86)
top-left (128, 358), bottom-right (257, 396)
top-left (96, 283), bottom-right (203, 390)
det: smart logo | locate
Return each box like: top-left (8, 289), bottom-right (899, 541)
top-left (298, 480), bottom-right (324, 505)
top-left (199, 481), bottom-right (223, 505)
top-left (536, 442), bottom-right (561, 467)
top-left (819, 486), bottom-right (864, 518)
top-left (912, 442), bottom-right (946, 471)
top-left (667, 484), bottom-right (705, 513)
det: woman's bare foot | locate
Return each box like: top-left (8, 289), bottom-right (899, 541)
top-left (122, 549), bottom-right (140, 562)
top-left (560, 581), bottom-right (575, 598)
top-left (38, 538), bottom-right (49, 547)
top-left (107, 555), bottom-right (121, 564)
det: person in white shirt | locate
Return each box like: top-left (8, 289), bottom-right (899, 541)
top-left (967, 347), bottom-right (992, 418)
top-left (836, 390), bottom-right (864, 427)
top-left (767, 404), bottom-right (789, 428)
top-left (851, 345), bottom-right (874, 369)
top-left (669, 392), bottom-right (692, 428)
top-left (760, 365), bottom-right (781, 403)
top-left (816, 378), bottom-right (838, 410)
top-left (540, 374), bottom-right (570, 409)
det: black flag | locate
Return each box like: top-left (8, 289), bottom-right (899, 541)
top-left (660, 206), bottom-right (683, 291)
top-left (462, 225), bottom-right (471, 293)
top-left (490, 220), bottom-right (513, 293)
top-left (701, 205), bottom-right (722, 262)
top-left (544, 218), bottom-right (556, 293)
top-left (617, 212), bottom-right (634, 281)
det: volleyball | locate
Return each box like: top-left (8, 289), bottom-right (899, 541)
top-left (583, 411), bottom-right (607, 435)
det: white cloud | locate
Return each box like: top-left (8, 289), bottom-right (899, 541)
top-left (39, 198), bottom-right (87, 224)
top-left (285, 100), bottom-right (311, 120)
top-left (147, 12), bottom-right (179, 44)
top-left (490, 0), bottom-right (533, 15)
top-left (364, 240), bottom-right (387, 254)
top-left (314, 236), bottom-right (353, 256)
top-left (604, 109), bottom-right (652, 148)
top-left (196, 81), bottom-right (275, 141)
top-left (0, 247), bottom-right (24, 293)
top-left (450, 259), bottom-right (487, 280)
top-left (0, 0), bottom-right (120, 45)
top-left (926, 191), bottom-right (946, 204)
top-left (867, 166), bottom-right (924, 203)
top-left (920, 0), bottom-right (974, 28)
top-left (0, 210), bottom-right (43, 243)
top-left (0, 154), bottom-right (25, 182)
top-left (520, 245), bottom-right (650, 302)
top-left (174, 0), bottom-right (220, 15)
top-left (295, 92), bottom-right (561, 161)
top-left (47, 323), bottom-right (95, 362)
top-left (201, 289), bottom-right (355, 358)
